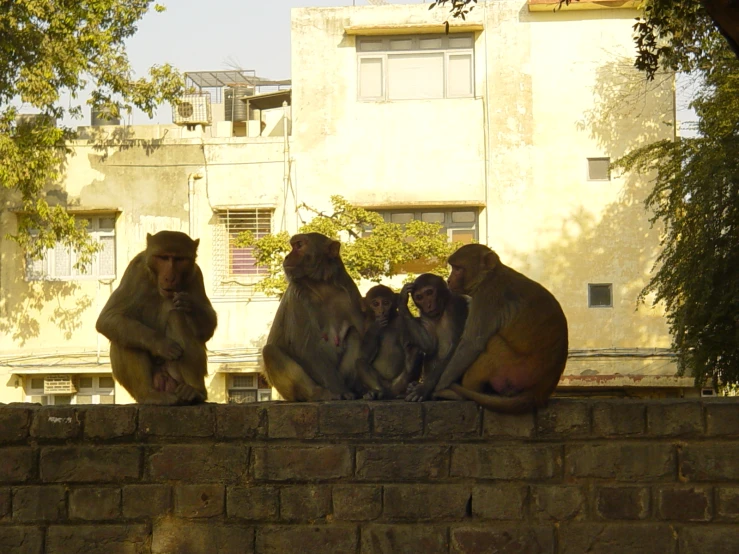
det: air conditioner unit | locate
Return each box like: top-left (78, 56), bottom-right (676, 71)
top-left (172, 93), bottom-right (212, 126)
top-left (43, 374), bottom-right (77, 395)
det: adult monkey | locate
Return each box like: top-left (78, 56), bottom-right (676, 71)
top-left (432, 244), bottom-right (569, 414)
top-left (96, 231), bottom-right (217, 405)
top-left (262, 232), bottom-right (370, 401)
top-left (400, 273), bottom-right (469, 402)
top-left (356, 285), bottom-right (422, 399)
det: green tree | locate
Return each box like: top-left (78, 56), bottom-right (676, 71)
top-left (0, 0), bottom-right (184, 264)
top-left (236, 196), bottom-right (462, 297)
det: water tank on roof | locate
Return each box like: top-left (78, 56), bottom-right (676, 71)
top-left (224, 86), bottom-right (254, 122)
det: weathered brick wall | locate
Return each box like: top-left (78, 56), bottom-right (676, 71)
top-left (1, 398), bottom-right (738, 554)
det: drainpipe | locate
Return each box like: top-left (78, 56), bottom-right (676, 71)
top-left (282, 100), bottom-right (291, 232)
top-left (188, 172), bottom-right (204, 237)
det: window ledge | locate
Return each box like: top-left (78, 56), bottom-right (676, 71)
top-left (528, 0), bottom-right (639, 12)
top-left (345, 22), bottom-right (483, 36)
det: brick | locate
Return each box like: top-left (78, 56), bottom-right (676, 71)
top-left (483, 410), bottom-right (535, 439)
top-left (592, 401), bottom-right (646, 436)
top-left (559, 523), bottom-right (675, 553)
top-left (472, 484), bottom-right (527, 520)
top-left (0, 487), bottom-right (10, 520)
top-left (216, 403), bottom-right (266, 439)
top-left (717, 486), bottom-right (739, 521)
top-left (153, 518), bottom-right (254, 554)
top-left (424, 401), bottom-right (481, 438)
top-left (384, 485), bottom-right (470, 521)
top-left (29, 407), bottom-right (81, 440)
top-left (532, 485), bottom-right (586, 521)
top-left (280, 485), bottom-right (331, 521)
top-left (318, 402), bottom-right (371, 436)
top-left (361, 524), bottom-right (447, 554)
top-left (12, 486), bottom-right (66, 522)
top-left (566, 443), bottom-right (675, 481)
top-left (678, 525), bottom-right (739, 553)
top-left (139, 404), bottom-right (215, 437)
top-left (647, 401), bottom-right (703, 436)
top-left (174, 484), bottom-right (224, 518)
top-left (227, 485), bottom-right (279, 520)
top-left (253, 446), bottom-right (352, 481)
top-left (0, 526), bottom-right (44, 554)
top-left (257, 525), bottom-right (357, 554)
top-left (0, 407), bottom-right (32, 443)
top-left (123, 484), bottom-right (171, 518)
top-left (47, 524), bottom-right (149, 554)
top-left (41, 446), bottom-right (140, 483)
top-left (656, 485), bottom-right (712, 521)
top-left (706, 401), bottom-right (739, 436)
top-left (356, 445), bottom-right (450, 480)
top-left (452, 445), bottom-right (562, 480)
top-left (451, 525), bottom-right (553, 554)
top-left (0, 448), bottom-right (36, 483)
top-left (536, 400), bottom-right (590, 438)
top-left (267, 403), bottom-right (318, 439)
top-left (372, 402), bottom-right (423, 437)
top-left (69, 487), bottom-right (121, 520)
top-left (148, 444), bottom-right (248, 483)
top-left (595, 486), bottom-right (649, 520)
top-left (83, 406), bottom-right (137, 439)
top-left (333, 485), bottom-right (381, 521)
top-left (681, 443), bottom-right (739, 481)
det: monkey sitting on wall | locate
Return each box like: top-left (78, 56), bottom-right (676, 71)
top-left (96, 231), bottom-right (217, 405)
top-left (430, 244), bottom-right (569, 413)
top-left (355, 285), bottom-right (422, 399)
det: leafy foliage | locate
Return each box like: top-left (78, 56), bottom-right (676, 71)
top-left (614, 45), bottom-right (739, 387)
top-left (0, 1), bottom-right (184, 265)
top-left (235, 196), bottom-right (462, 297)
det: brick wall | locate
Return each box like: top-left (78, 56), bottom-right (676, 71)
top-left (1, 398), bottom-right (738, 554)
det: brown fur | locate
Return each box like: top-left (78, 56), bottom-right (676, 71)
top-left (96, 231), bottom-right (217, 405)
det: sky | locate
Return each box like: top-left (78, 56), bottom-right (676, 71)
top-left (55, 0), bottom-right (696, 128)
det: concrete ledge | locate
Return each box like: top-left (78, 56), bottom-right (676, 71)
top-left (1, 398), bottom-right (738, 554)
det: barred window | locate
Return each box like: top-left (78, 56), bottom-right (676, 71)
top-left (25, 215), bottom-right (116, 281)
top-left (227, 372), bottom-right (272, 403)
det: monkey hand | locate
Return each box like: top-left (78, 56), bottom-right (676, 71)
top-left (398, 283), bottom-right (413, 315)
top-left (405, 381), bottom-right (433, 402)
top-left (172, 292), bottom-right (193, 312)
top-left (151, 337), bottom-right (183, 360)
top-left (174, 383), bottom-right (205, 404)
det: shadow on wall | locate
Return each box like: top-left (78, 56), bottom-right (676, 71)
top-left (81, 125), bottom-right (166, 162)
top-left (510, 58), bottom-right (674, 349)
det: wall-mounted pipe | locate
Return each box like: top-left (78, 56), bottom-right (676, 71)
top-left (188, 172), bottom-right (204, 237)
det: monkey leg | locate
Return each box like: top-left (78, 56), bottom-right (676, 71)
top-left (110, 343), bottom-right (181, 405)
top-left (262, 344), bottom-right (347, 402)
top-left (164, 309), bottom-right (208, 404)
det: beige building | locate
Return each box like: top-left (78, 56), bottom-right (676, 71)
top-left (0, 1), bottom-right (693, 406)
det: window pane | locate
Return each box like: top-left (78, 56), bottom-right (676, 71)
top-left (390, 213), bottom-right (414, 224)
top-left (589, 284), bottom-right (613, 307)
top-left (388, 53), bottom-right (444, 100)
top-left (588, 158), bottom-right (611, 180)
top-left (447, 53), bottom-right (473, 97)
top-left (78, 377), bottom-right (93, 389)
top-left (257, 374), bottom-right (271, 389)
top-left (31, 395), bottom-right (49, 405)
top-left (359, 38), bottom-right (383, 52)
top-left (54, 395), bottom-right (72, 405)
top-left (421, 212), bottom-right (445, 223)
top-left (451, 230), bottom-right (475, 244)
top-left (390, 38), bottom-right (413, 50)
top-left (99, 235), bottom-right (116, 276)
top-left (54, 244), bottom-right (72, 277)
top-left (99, 376), bottom-right (115, 389)
top-left (452, 211), bottom-right (476, 223)
top-left (258, 391), bottom-right (273, 402)
top-left (229, 390), bottom-right (257, 403)
top-left (419, 37), bottom-right (442, 49)
top-left (98, 217), bottom-right (116, 230)
top-left (232, 374), bottom-right (257, 388)
top-left (449, 35), bottom-right (474, 48)
top-left (76, 394), bottom-right (93, 404)
top-left (26, 254), bottom-right (44, 280)
top-left (30, 378), bottom-right (44, 390)
top-left (99, 395), bottom-right (115, 405)
top-left (359, 57), bottom-right (383, 99)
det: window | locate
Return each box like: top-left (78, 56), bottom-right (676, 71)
top-left (227, 373), bottom-right (272, 403)
top-left (213, 208), bottom-right (273, 296)
top-left (26, 215), bottom-right (116, 281)
top-left (357, 34), bottom-right (474, 101)
top-left (24, 374), bottom-right (115, 405)
top-left (588, 283), bottom-right (613, 308)
top-left (587, 157), bottom-right (611, 181)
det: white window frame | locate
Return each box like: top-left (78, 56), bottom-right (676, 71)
top-left (24, 374), bottom-right (115, 405)
top-left (357, 34), bottom-right (475, 102)
top-left (375, 208), bottom-right (479, 243)
top-left (25, 214), bottom-right (117, 281)
top-left (226, 372), bottom-right (272, 404)
top-left (588, 283), bottom-right (613, 308)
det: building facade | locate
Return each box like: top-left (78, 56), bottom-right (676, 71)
top-left (0, 1), bottom-right (690, 406)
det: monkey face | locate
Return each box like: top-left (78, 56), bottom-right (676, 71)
top-left (370, 296), bottom-right (394, 320)
top-left (448, 264), bottom-right (466, 294)
top-left (283, 237), bottom-right (308, 279)
top-left (413, 285), bottom-right (441, 319)
top-left (150, 254), bottom-right (194, 298)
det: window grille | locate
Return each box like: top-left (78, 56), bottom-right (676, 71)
top-left (227, 372), bottom-right (272, 404)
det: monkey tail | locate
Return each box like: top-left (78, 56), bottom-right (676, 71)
top-left (448, 384), bottom-right (538, 415)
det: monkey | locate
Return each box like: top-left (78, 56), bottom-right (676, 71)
top-left (355, 285), bottom-right (422, 399)
top-left (262, 232), bottom-right (375, 401)
top-left (399, 274), bottom-right (470, 403)
top-left (95, 231), bottom-right (218, 405)
top-left (429, 243), bottom-right (569, 414)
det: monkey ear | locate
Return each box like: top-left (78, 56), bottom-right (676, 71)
top-left (328, 240), bottom-right (341, 258)
top-left (483, 251), bottom-right (500, 270)
top-left (193, 238), bottom-right (200, 251)
top-left (146, 233), bottom-right (153, 246)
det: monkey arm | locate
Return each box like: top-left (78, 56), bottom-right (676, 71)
top-left (96, 295), bottom-right (162, 353)
top-left (402, 316), bottom-right (437, 354)
top-left (189, 266), bottom-right (218, 341)
top-left (360, 323), bottom-right (384, 364)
